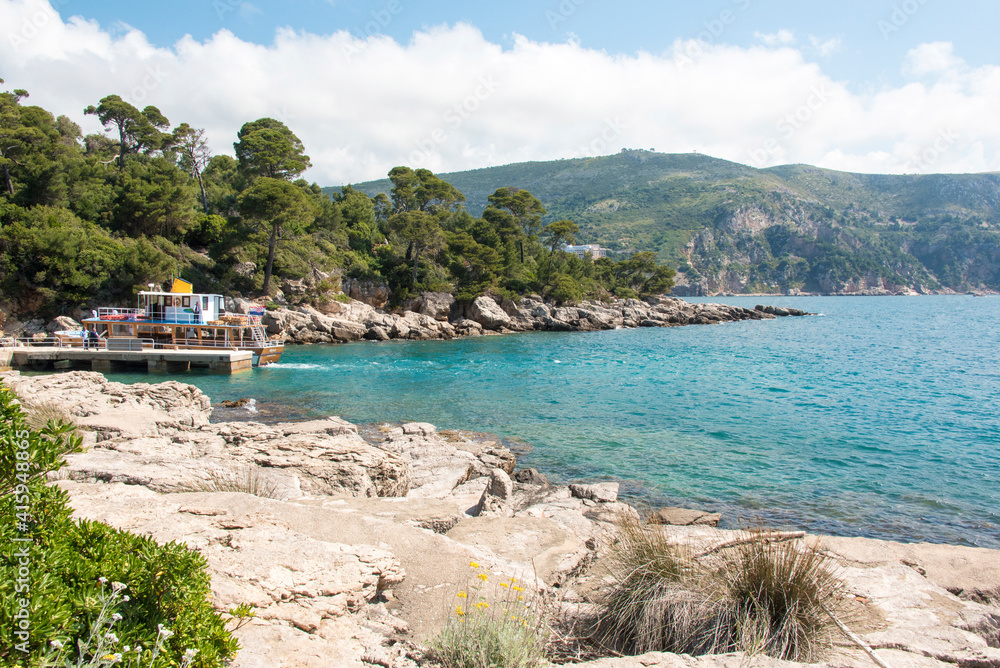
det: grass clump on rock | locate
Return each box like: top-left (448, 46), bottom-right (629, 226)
top-left (597, 514), bottom-right (847, 662)
top-left (0, 385), bottom-right (239, 666)
top-left (429, 562), bottom-right (549, 668)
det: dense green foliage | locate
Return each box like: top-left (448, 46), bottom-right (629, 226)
top-left (0, 384), bottom-right (238, 666)
top-left (0, 82), bottom-right (674, 321)
top-left (337, 150), bottom-right (1000, 293)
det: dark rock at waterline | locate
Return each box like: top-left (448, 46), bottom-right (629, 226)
top-left (649, 506), bottom-right (722, 527)
top-left (219, 397), bottom-right (253, 408)
top-left (512, 468), bottom-right (549, 487)
top-left (755, 304), bottom-right (809, 316)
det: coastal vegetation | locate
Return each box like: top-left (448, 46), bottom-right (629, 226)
top-left (429, 562), bottom-right (549, 668)
top-left (0, 385), bottom-right (238, 666)
top-left (594, 514), bottom-right (847, 662)
top-left (0, 81), bottom-right (674, 324)
top-left (340, 150), bottom-right (1000, 295)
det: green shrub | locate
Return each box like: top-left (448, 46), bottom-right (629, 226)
top-left (596, 514), bottom-right (846, 662)
top-left (430, 562), bottom-right (548, 668)
top-left (0, 386), bottom-right (238, 666)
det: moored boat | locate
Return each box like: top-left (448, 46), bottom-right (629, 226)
top-left (82, 279), bottom-right (283, 366)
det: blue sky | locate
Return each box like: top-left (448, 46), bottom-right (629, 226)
top-left (65, 0), bottom-right (1000, 87)
top-left (2, 0), bottom-right (999, 183)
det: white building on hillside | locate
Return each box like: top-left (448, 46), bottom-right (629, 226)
top-left (563, 244), bottom-right (608, 260)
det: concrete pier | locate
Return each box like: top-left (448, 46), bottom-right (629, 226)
top-left (3, 346), bottom-right (254, 374)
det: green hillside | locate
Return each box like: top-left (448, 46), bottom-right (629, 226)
top-left (329, 151), bottom-right (1000, 294)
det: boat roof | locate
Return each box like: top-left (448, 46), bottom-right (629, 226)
top-left (139, 290), bottom-right (223, 298)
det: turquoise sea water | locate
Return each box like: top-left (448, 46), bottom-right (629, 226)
top-left (96, 296), bottom-right (999, 547)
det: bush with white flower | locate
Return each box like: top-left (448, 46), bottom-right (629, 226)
top-left (0, 386), bottom-right (240, 666)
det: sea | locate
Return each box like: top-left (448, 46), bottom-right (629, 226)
top-left (87, 296), bottom-right (1000, 548)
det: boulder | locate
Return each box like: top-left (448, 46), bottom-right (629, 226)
top-left (467, 296), bottom-right (511, 330)
top-left (648, 507), bottom-right (722, 527)
top-left (569, 482), bottom-right (619, 503)
top-left (401, 292), bottom-right (455, 321)
top-left (363, 326), bottom-right (390, 341)
top-left (46, 315), bottom-right (82, 332)
top-left (474, 468), bottom-right (515, 517)
top-left (512, 468), bottom-right (549, 486)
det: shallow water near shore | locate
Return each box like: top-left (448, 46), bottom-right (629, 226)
top-left (80, 296), bottom-right (999, 547)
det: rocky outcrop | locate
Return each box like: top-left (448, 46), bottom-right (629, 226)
top-left (254, 293), bottom-right (809, 346)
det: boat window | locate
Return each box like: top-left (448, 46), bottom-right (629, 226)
top-left (182, 296), bottom-right (190, 307)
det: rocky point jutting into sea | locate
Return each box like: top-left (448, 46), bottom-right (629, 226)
top-left (2, 369), bottom-right (999, 668)
top-left (2, 291), bottom-right (810, 345)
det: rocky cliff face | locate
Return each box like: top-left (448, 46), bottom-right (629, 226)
top-left (671, 206), bottom-right (997, 296)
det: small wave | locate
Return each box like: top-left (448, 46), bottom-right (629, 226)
top-left (243, 398), bottom-right (258, 414)
top-left (271, 363), bottom-right (325, 370)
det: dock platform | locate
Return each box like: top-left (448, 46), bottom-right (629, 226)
top-left (1, 345), bottom-right (253, 374)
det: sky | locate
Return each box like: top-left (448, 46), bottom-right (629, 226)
top-left (1, 0), bottom-right (999, 185)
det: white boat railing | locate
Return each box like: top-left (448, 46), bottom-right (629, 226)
top-left (3, 335), bottom-right (282, 351)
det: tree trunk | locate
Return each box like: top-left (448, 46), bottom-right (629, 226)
top-left (118, 125), bottom-right (128, 172)
top-left (411, 248), bottom-right (420, 286)
top-left (518, 240), bottom-right (524, 264)
top-left (2, 163), bottom-right (12, 195)
top-left (196, 171), bottom-right (208, 213)
top-left (263, 222), bottom-right (279, 295)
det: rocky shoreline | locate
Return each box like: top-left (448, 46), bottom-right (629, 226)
top-left (3, 370), bottom-right (999, 668)
top-left (249, 294), bottom-right (810, 346)
top-left (0, 293), bottom-right (809, 346)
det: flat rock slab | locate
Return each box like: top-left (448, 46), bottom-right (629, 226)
top-left (447, 516), bottom-right (588, 586)
top-left (649, 507), bottom-right (722, 527)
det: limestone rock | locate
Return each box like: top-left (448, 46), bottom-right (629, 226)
top-left (649, 507), bottom-right (722, 527)
top-left (569, 482), bottom-right (619, 503)
top-left (400, 292), bottom-right (455, 321)
top-left (475, 468), bottom-right (514, 517)
top-left (512, 468), bottom-right (549, 486)
top-left (467, 296), bottom-right (511, 330)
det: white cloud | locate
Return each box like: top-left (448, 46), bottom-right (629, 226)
top-left (754, 29), bottom-right (796, 46)
top-left (1, 0), bottom-right (999, 184)
top-left (904, 41), bottom-right (964, 76)
top-left (809, 35), bottom-right (842, 58)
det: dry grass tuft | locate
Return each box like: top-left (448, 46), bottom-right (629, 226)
top-left (193, 464), bottom-right (284, 499)
top-left (595, 514), bottom-right (848, 662)
top-left (18, 399), bottom-right (76, 432)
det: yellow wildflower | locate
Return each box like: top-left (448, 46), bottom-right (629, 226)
top-left (456, 591), bottom-right (467, 598)
top-left (455, 605), bottom-right (464, 616)
top-left (518, 595), bottom-right (524, 601)
top-left (469, 561), bottom-right (480, 569)
top-left (513, 585), bottom-right (524, 592)
top-left (477, 572), bottom-right (488, 581)
top-left (499, 582), bottom-right (509, 588)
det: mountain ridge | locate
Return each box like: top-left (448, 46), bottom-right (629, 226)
top-left (325, 151), bottom-right (1000, 295)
